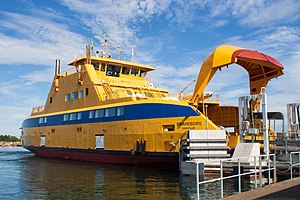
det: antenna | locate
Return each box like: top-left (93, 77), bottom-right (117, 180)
top-left (90, 37), bottom-right (94, 49)
top-left (131, 48), bottom-right (134, 62)
top-left (116, 46), bottom-right (122, 60)
top-left (102, 36), bottom-right (109, 58)
top-left (86, 45), bottom-right (92, 64)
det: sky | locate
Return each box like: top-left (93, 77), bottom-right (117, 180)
top-left (0, 0), bottom-right (300, 137)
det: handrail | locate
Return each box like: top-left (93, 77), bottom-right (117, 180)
top-left (290, 151), bottom-right (300, 179)
top-left (196, 154), bottom-right (276, 199)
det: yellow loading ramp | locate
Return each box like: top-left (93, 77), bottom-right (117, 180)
top-left (191, 45), bottom-right (284, 109)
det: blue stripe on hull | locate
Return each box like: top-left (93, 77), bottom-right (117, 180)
top-left (22, 103), bottom-right (199, 128)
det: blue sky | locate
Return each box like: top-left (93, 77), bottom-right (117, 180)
top-left (1, 0), bottom-right (300, 136)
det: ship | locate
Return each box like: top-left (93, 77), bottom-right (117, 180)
top-left (21, 40), bottom-right (284, 167)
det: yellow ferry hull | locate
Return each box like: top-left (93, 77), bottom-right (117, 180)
top-left (22, 101), bottom-right (218, 167)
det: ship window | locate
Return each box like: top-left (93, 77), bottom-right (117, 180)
top-left (127, 90), bottom-right (132, 96)
top-left (140, 70), bottom-right (146, 77)
top-left (89, 110), bottom-right (95, 119)
top-left (101, 63), bottom-right (106, 72)
top-left (117, 107), bottom-right (124, 116)
top-left (130, 68), bottom-right (139, 76)
top-left (43, 117), bottom-right (47, 123)
top-left (65, 93), bottom-right (71, 101)
top-left (122, 67), bottom-right (130, 75)
top-left (79, 90), bottom-right (84, 99)
top-left (145, 92), bottom-right (154, 98)
top-left (86, 88), bottom-right (89, 96)
top-left (106, 64), bottom-right (121, 77)
top-left (162, 125), bottom-right (175, 132)
top-left (95, 109), bottom-right (104, 118)
top-left (72, 91), bottom-right (78, 100)
top-left (39, 118), bottom-right (44, 124)
top-left (50, 97), bottom-right (52, 103)
top-left (77, 112), bottom-right (82, 120)
top-left (92, 62), bottom-right (99, 70)
top-left (70, 113), bottom-right (76, 120)
top-left (51, 129), bottom-right (55, 133)
top-left (63, 114), bottom-right (69, 121)
top-left (105, 108), bottom-right (115, 117)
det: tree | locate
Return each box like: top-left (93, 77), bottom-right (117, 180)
top-left (0, 135), bottom-right (20, 142)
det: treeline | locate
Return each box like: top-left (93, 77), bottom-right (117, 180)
top-left (0, 135), bottom-right (20, 142)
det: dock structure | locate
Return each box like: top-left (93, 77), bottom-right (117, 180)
top-left (223, 176), bottom-right (300, 200)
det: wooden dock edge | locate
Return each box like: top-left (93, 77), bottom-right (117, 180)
top-left (223, 176), bottom-right (300, 200)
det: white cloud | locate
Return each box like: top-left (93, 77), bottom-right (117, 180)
top-left (61, 0), bottom-right (172, 49)
top-left (239, 0), bottom-right (300, 26)
top-left (0, 105), bottom-right (30, 137)
top-left (0, 11), bottom-right (86, 66)
top-left (207, 0), bottom-right (300, 27)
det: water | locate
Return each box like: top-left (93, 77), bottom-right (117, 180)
top-left (0, 147), bottom-right (256, 199)
top-left (0, 147), bottom-right (199, 199)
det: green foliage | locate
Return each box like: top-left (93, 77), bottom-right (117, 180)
top-left (0, 135), bottom-right (20, 142)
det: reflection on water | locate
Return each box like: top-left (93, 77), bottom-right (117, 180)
top-left (0, 148), bottom-right (255, 199)
top-left (0, 147), bottom-right (198, 200)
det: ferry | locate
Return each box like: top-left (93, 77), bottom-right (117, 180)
top-left (21, 40), bottom-right (284, 167)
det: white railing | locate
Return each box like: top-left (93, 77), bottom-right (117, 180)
top-left (60, 67), bottom-right (78, 77)
top-left (196, 154), bottom-right (276, 199)
top-left (290, 151), bottom-right (300, 179)
top-left (31, 106), bottom-right (44, 114)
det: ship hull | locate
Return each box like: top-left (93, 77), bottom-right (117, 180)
top-left (23, 146), bottom-right (179, 168)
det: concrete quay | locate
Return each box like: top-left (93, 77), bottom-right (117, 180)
top-left (223, 176), bottom-right (300, 200)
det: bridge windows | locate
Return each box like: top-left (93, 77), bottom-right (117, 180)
top-left (122, 67), bottom-right (130, 75)
top-left (101, 63), bottom-right (106, 72)
top-left (131, 67), bottom-right (139, 76)
top-left (106, 64), bottom-right (121, 77)
top-left (140, 70), bottom-right (146, 77)
top-left (92, 62), bottom-right (99, 70)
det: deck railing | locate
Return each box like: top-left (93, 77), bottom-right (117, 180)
top-left (195, 154), bottom-right (276, 199)
top-left (31, 106), bottom-right (44, 114)
top-left (290, 151), bottom-right (300, 179)
top-left (195, 151), bottom-right (300, 199)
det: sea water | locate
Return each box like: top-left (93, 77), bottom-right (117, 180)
top-left (0, 147), bottom-right (251, 199)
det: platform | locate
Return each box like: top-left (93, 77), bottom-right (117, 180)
top-left (223, 176), bottom-right (300, 200)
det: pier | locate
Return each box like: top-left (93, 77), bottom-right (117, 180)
top-left (223, 176), bottom-right (300, 200)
